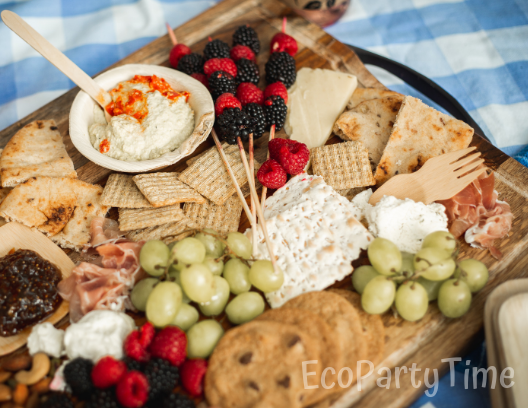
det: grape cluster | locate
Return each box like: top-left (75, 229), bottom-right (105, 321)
top-left (354, 231), bottom-right (489, 321)
top-left (131, 229), bottom-right (284, 357)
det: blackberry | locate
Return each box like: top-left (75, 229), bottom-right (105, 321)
top-left (236, 58), bottom-right (259, 85)
top-left (265, 51), bottom-right (296, 88)
top-left (160, 393), bottom-right (195, 408)
top-left (263, 95), bottom-right (287, 131)
top-left (145, 358), bottom-right (180, 401)
top-left (203, 39), bottom-right (230, 60)
top-left (216, 107), bottom-right (257, 145)
top-left (209, 71), bottom-right (237, 100)
top-left (63, 357), bottom-right (94, 400)
top-left (86, 388), bottom-right (121, 408)
top-left (40, 393), bottom-right (74, 408)
top-left (177, 53), bottom-right (204, 75)
top-left (244, 103), bottom-right (267, 139)
top-left (123, 356), bottom-right (143, 372)
top-left (233, 25), bottom-right (260, 55)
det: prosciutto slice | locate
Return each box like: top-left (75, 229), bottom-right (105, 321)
top-left (437, 171), bottom-right (513, 259)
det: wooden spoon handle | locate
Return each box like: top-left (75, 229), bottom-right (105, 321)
top-left (1, 10), bottom-right (112, 110)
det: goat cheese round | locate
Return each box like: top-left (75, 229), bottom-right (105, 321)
top-left (27, 323), bottom-right (64, 358)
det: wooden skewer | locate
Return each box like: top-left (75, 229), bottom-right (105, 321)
top-left (282, 16), bottom-right (287, 33)
top-left (260, 125), bottom-right (276, 214)
top-left (249, 134), bottom-right (258, 256)
top-left (166, 23), bottom-right (178, 46)
top-left (237, 138), bottom-right (278, 271)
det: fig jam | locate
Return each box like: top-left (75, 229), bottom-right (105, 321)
top-left (0, 249), bottom-right (62, 336)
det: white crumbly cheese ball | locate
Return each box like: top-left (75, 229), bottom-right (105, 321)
top-left (251, 175), bottom-right (373, 308)
top-left (352, 189), bottom-right (448, 253)
top-left (27, 323), bottom-right (64, 358)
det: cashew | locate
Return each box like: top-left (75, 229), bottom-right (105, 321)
top-left (13, 354), bottom-right (50, 386)
top-left (0, 384), bottom-right (11, 401)
top-left (0, 371), bottom-right (11, 384)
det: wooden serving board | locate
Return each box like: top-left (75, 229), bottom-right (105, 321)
top-left (1, 0), bottom-right (528, 406)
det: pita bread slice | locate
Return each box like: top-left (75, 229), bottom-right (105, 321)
top-left (334, 95), bottom-right (404, 168)
top-left (375, 96), bottom-right (474, 185)
top-left (0, 185), bottom-right (11, 227)
top-left (0, 120), bottom-right (77, 188)
top-left (347, 87), bottom-right (402, 110)
top-left (52, 180), bottom-right (110, 251)
top-left (0, 177), bottom-right (77, 236)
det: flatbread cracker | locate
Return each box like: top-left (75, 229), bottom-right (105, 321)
top-left (375, 96), bottom-right (474, 185)
top-left (334, 96), bottom-right (404, 168)
top-left (126, 218), bottom-right (196, 243)
top-left (118, 205), bottom-right (185, 231)
top-left (101, 174), bottom-right (152, 208)
top-left (347, 87), bottom-right (402, 110)
top-left (133, 172), bottom-right (205, 207)
top-left (52, 180), bottom-right (110, 250)
top-left (183, 195), bottom-right (242, 235)
top-left (311, 141), bottom-right (375, 190)
top-left (0, 120), bottom-right (77, 187)
top-left (0, 185), bottom-right (11, 227)
top-left (337, 187), bottom-right (366, 201)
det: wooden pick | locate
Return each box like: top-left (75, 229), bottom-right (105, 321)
top-left (260, 125), bottom-right (276, 214)
top-left (249, 133), bottom-right (258, 255)
top-left (166, 22), bottom-right (178, 46)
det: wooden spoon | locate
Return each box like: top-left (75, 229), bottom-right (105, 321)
top-left (369, 147), bottom-right (486, 205)
top-left (1, 10), bottom-right (113, 122)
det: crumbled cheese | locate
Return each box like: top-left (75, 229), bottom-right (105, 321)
top-left (352, 189), bottom-right (448, 253)
top-left (27, 323), bottom-right (64, 358)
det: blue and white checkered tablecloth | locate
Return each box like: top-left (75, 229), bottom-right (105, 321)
top-left (0, 0), bottom-right (525, 407)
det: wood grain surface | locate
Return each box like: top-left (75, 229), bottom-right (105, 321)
top-left (0, 0), bottom-right (527, 407)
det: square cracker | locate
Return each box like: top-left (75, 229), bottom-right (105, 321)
top-left (118, 205), bottom-right (185, 231)
top-left (133, 172), bottom-right (205, 207)
top-left (126, 218), bottom-right (196, 242)
top-left (179, 143), bottom-right (259, 206)
top-left (101, 174), bottom-right (152, 208)
top-left (311, 141), bottom-right (375, 190)
top-left (374, 96), bottom-right (474, 185)
top-left (183, 195), bottom-right (243, 235)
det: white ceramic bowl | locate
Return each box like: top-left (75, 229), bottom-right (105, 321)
top-left (69, 64), bottom-right (214, 173)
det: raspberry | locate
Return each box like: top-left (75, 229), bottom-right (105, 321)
top-left (230, 45), bottom-right (255, 62)
top-left (116, 371), bottom-right (149, 408)
top-left (169, 44), bottom-right (192, 69)
top-left (180, 359), bottom-right (208, 397)
top-left (92, 356), bottom-right (127, 389)
top-left (257, 159), bottom-right (287, 189)
top-left (124, 324), bottom-right (153, 362)
top-left (215, 93), bottom-right (242, 116)
top-left (278, 141), bottom-right (310, 175)
top-left (190, 73), bottom-right (208, 89)
top-left (149, 326), bottom-right (187, 367)
top-left (264, 82), bottom-right (288, 104)
top-left (270, 32), bottom-right (298, 56)
top-left (139, 322), bottom-right (155, 348)
top-left (203, 58), bottom-right (237, 78)
top-left (268, 138), bottom-right (297, 162)
top-left (236, 83), bottom-right (263, 106)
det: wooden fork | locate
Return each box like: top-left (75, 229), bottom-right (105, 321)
top-left (369, 147), bottom-right (487, 205)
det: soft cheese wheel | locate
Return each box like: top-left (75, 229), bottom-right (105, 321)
top-left (285, 68), bottom-right (357, 149)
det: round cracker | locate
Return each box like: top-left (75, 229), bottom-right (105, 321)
top-left (329, 289), bottom-right (385, 366)
top-left (256, 307), bottom-right (344, 404)
top-left (205, 320), bottom-right (322, 408)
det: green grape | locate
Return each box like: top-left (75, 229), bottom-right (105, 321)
top-left (167, 269), bottom-right (191, 303)
top-left (146, 281), bottom-right (182, 328)
top-left (248, 260), bottom-right (284, 293)
top-left (400, 252), bottom-right (415, 277)
top-left (352, 265), bottom-right (380, 294)
top-left (361, 276), bottom-right (396, 314)
top-left (203, 256), bottom-right (224, 276)
top-left (170, 303), bottom-right (199, 331)
top-left (199, 276), bottom-right (230, 316)
top-left (180, 264), bottom-right (215, 303)
top-left (437, 279), bottom-right (472, 318)
top-left (195, 229), bottom-right (226, 258)
top-left (223, 258), bottom-right (251, 295)
top-left (422, 231), bottom-right (457, 255)
top-left (456, 259), bottom-right (489, 293)
top-left (414, 248), bottom-right (456, 281)
top-left (226, 292), bottom-right (265, 324)
top-left (140, 240), bottom-right (170, 277)
top-left (171, 237), bottom-right (206, 265)
top-left (131, 278), bottom-right (158, 312)
top-left (395, 281), bottom-right (428, 322)
top-left (367, 238), bottom-right (402, 276)
top-left (226, 232), bottom-right (252, 260)
top-left (417, 277), bottom-right (444, 301)
top-left (187, 320), bottom-right (224, 358)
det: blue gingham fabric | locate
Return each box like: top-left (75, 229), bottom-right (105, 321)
top-left (0, 1), bottom-right (524, 407)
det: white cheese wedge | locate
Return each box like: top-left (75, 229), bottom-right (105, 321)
top-left (285, 68), bottom-right (358, 149)
top-left (247, 175), bottom-right (373, 308)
